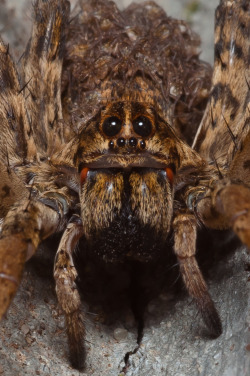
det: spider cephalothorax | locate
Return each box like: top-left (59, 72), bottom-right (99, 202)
top-left (75, 97), bottom-right (205, 244)
top-left (0, 0), bottom-right (249, 371)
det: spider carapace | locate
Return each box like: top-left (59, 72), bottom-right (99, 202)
top-left (0, 0), bottom-right (249, 370)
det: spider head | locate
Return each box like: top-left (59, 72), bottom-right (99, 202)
top-left (74, 100), bottom-right (183, 244)
top-left (75, 100), bottom-right (180, 171)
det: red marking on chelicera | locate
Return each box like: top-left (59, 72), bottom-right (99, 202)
top-left (166, 167), bottom-right (174, 184)
top-left (80, 167), bottom-right (89, 185)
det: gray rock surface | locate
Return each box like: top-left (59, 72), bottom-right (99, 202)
top-left (0, 246), bottom-right (249, 376)
top-left (0, 1), bottom-right (249, 376)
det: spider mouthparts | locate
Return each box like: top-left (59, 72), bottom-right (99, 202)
top-left (82, 154), bottom-right (168, 169)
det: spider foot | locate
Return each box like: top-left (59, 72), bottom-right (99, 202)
top-left (174, 213), bottom-right (222, 337)
top-left (178, 256), bottom-right (222, 338)
top-left (54, 257), bottom-right (86, 369)
top-left (66, 311), bottom-right (86, 370)
top-left (196, 294), bottom-right (222, 338)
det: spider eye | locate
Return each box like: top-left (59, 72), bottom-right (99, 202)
top-left (102, 116), bottom-right (122, 137)
top-left (133, 116), bottom-right (152, 137)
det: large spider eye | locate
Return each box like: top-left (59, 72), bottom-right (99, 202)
top-left (133, 116), bottom-right (152, 137)
top-left (102, 116), bottom-right (122, 137)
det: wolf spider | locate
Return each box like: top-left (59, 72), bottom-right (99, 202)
top-left (0, 0), bottom-right (249, 370)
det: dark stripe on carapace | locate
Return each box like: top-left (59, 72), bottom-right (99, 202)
top-left (110, 101), bottom-right (125, 113)
top-left (105, 102), bottom-right (125, 120)
top-left (131, 102), bottom-right (149, 119)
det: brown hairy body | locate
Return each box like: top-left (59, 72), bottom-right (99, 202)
top-left (0, 0), bottom-right (249, 370)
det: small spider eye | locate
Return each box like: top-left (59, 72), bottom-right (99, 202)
top-left (102, 116), bottom-right (122, 137)
top-left (133, 116), bottom-right (152, 137)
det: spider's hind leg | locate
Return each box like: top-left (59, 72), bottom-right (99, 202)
top-left (54, 215), bottom-right (86, 370)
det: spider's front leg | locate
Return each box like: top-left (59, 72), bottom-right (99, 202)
top-left (173, 212), bottom-right (222, 336)
top-left (0, 189), bottom-right (70, 319)
top-left (54, 214), bottom-right (86, 369)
